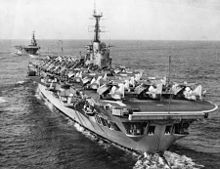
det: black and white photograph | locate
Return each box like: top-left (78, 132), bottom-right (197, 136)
top-left (0, 0), bottom-right (220, 168)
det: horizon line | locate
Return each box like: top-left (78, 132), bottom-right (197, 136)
top-left (1, 38), bottom-right (220, 42)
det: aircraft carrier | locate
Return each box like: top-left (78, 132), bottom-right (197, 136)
top-left (15, 32), bottom-right (40, 56)
top-left (27, 9), bottom-right (218, 153)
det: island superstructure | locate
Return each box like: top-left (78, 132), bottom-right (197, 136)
top-left (27, 10), bottom-right (218, 153)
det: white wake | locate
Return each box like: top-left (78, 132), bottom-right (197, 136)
top-left (16, 80), bottom-right (26, 85)
top-left (133, 151), bottom-right (204, 169)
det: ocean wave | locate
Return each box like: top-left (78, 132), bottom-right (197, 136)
top-left (0, 97), bottom-right (7, 103)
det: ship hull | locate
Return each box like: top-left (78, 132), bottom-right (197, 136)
top-left (23, 47), bottom-right (39, 55)
top-left (15, 46), bottom-right (40, 56)
top-left (37, 83), bottom-right (185, 153)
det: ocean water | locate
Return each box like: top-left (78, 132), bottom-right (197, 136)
top-left (0, 40), bottom-right (220, 169)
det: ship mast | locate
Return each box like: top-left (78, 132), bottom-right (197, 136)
top-left (93, 9), bottom-right (102, 43)
top-left (31, 31), bottom-right (37, 46)
top-left (168, 56), bottom-right (172, 114)
top-left (168, 56), bottom-right (171, 84)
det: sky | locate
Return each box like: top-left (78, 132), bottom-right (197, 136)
top-left (0, 0), bottom-right (220, 40)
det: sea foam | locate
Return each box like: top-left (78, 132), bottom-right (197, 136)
top-left (0, 97), bottom-right (6, 103)
top-left (16, 80), bottom-right (26, 85)
top-left (133, 151), bottom-right (204, 169)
